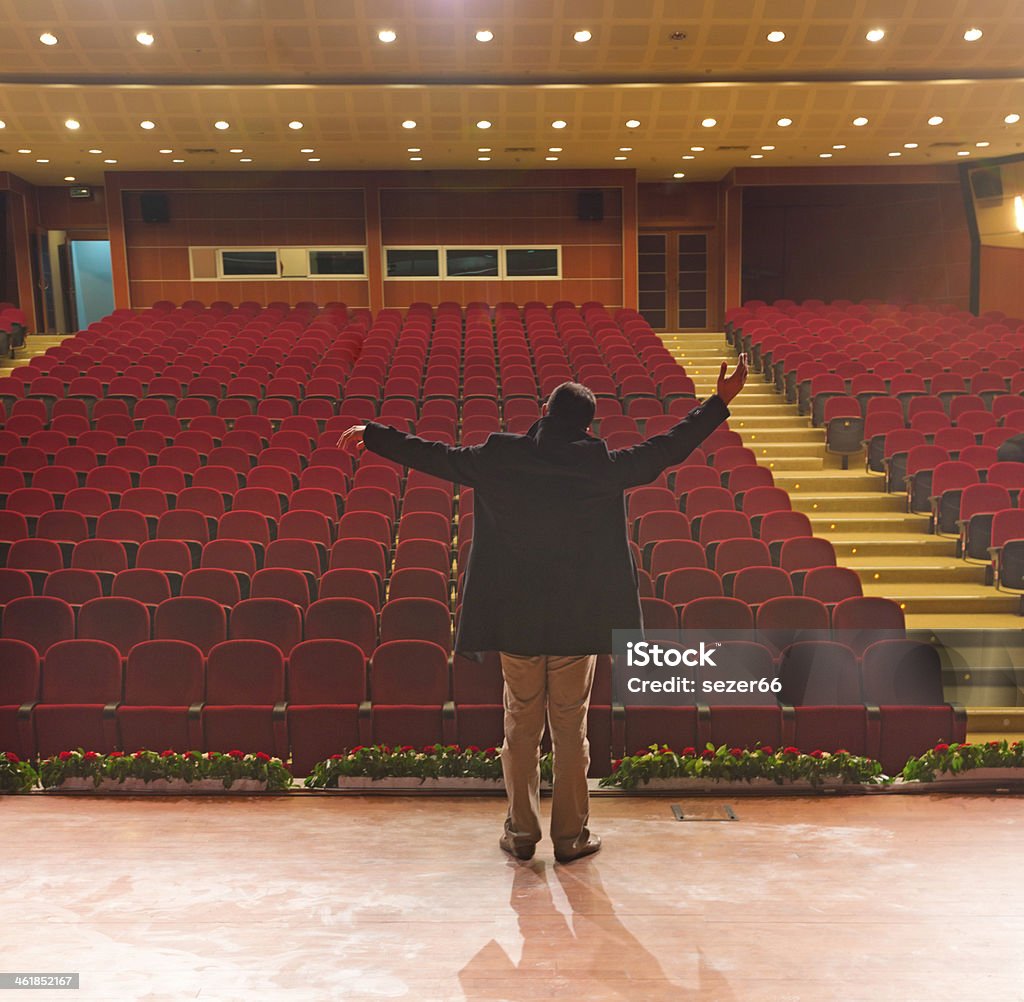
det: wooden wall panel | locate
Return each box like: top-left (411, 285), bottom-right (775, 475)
top-left (741, 183), bottom-right (971, 309)
top-left (980, 246), bottom-right (1024, 318)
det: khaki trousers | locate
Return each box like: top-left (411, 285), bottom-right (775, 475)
top-left (498, 652), bottom-right (597, 854)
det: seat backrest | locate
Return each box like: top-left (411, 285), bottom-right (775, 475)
top-left (153, 596), bottom-right (227, 653)
top-left (371, 639), bottom-right (449, 704)
top-left (205, 639), bottom-right (285, 704)
top-left (42, 639), bottom-right (122, 702)
top-left (124, 639), bottom-right (205, 705)
top-left (861, 639), bottom-right (945, 705)
top-left (287, 639), bottom-right (366, 704)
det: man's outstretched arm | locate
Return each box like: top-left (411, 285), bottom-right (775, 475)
top-left (338, 422), bottom-right (488, 486)
top-left (608, 353), bottom-right (749, 489)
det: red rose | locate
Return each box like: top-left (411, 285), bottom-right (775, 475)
top-left (612, 759), bottom-right (622, 770)
top-left (108, 751), bottom-right (124, 758)
top-left (484, 747), bottom-right (499, 756)
top-left (783, 746), bottom-right (799, 755)
top-left (351, 746), bottom-right (364, 754)
top-left (448, 744), bottom-right (461, 752)
top-left (989, 741), bottom-right (1001, 748)
top-left (729, 747), bottom-right (743, 758)
top-left (835, 749), bottom-right (849, 755)
top-left (466, 745), bottom-right (481, 753)
top-left (701, 749), bottom-right (715, 759)
top-left (330, 754), bottom-right (344, 760)
top-left (83, 751), bottom-right (98, 760)
top-left (810, 749), bottom-right (824, 759)
top-left (400, 745), bottom-right (415, 752)
top-left (255, 752), bottom-right (271, 761)
top-left (934, 742), bottom-right (950, 752)
top-left (58, 751), bottom-right (73, 761)
top-left (228, 749), bottom-right (244, 759)
top-left (682, 747), bottom-right (696, 756)
top-left (5, 751), bottom-right (20, 763)
top-left (634, 749), bottom-right (648, 757)
top-left (161, 749), bottom-right (175, 758)
top-left (760, 746), bottom-right (773, 755)
top-left (422, 745), bottom-right (436, 754)
top-left (184, 752), bottom-right (196, 760)
top-left (133, 750), bottom-right (145, 758)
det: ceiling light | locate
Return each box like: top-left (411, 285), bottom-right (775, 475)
top-left (288, 121), bottom-right (303, 130)
top-left (39, 32), bottom-right (57, 45)
top-left (761, 145), bottom-right (775, 151)
top-left (548, 147), bottom-right (562, 152)
top-left (0, 121), bottom-right (5, 129)
top-left (690, 146), bottom-right (704, 152)
top-left (409, 156), bottom-right (423, 161)
top-left (103, 159), bottom-right (117, 164)
top-left (866, 28), bottom-right (885, 42)
top-left (136, 31), bottom-right (155, 46)
top-left (833, 144), bottom-right (847, 150)
top-left (1005, 113), bottom-right (1021, 124)
top-left (819, 153), bottom-right (832, 159)
top-left (35, 159), bottom-right (49, 164)
top-left (402, 120), bottom-right (417, 129)
top-left (681, 154), bottom-right (695, 160)
top-left (673, 172), bottom-right (685, 179)
top-left (545, 156), bottom-right (559, 161)
top-left (976, 141), bottom-right (991, 148)
top-left (378, 29), bottom-right (397, 43)
top-left (551, 120), bottom-right (567, 129)
top-left (64, 119), bottom-right (80, 130)
top-left (214, 120), bottom-right (230, 130)
top-left (928, 115), bottom-right (944, 125)
top-left (300, 148), bottom-right (314, 153)
top-left (88, 149), bottom-right (102, 154)
top-left (239, 158), bottom-right (252, 163)
top-left (476, 120), bottom-right (492, 129)
top-left (853, 116), bottom-right (869, 126)
top-left (614, 155), bottom-right (627, 160)
top-left (963, 27), bottom-right (983, 42)
top-left (1015, 195), bottom-right (1024, 233)
top-left (625, 119), bottom-right (641, 128)
top-left (172, 158), bottom-right (184, 163)
top-left (475, 30), bottom-right (493, 43)
top-left (64, 176), bottom-right (75, 181)
top-left (16, 149), bottom-right (30, 154)
top-left (701, 118), bottom-right (717, 128)
top-left (477, 147), bottom-right (491, 152)
top-left (766, 30), bottom-right (785, 43)
top-left (888, 151), bottom-right (902, 157)
top-left (307, 157), bottom-right (320, 162)
top-left (750, 154), bottom-right (764, 159)
top-left (478, 156), bottom-right (491, 161)
top-left (903, 142), bottom-right (919, 149)
top-left (229, 148), bottom-right (244, 153)
top-left (957, 150), bottom-right (971, 156)
top-left (140, 120), bottom-right (155, 130)
top-left (159, 148), bottom-right (173, 154)
top-left (573, 30), bottom-right (592, 43)
top-left (777, 117), bottom-right (793, 127)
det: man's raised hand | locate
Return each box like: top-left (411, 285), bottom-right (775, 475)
top-left (716, 353), bottom-right (749, 406)
top-left (337, 425), bottom-right (367, 455)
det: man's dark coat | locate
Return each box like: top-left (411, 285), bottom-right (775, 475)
top-left (363, 395), bottom-right (729, 656)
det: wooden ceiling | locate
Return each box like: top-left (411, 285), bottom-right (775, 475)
top-left (0, 0), bottom-right (1021, 185)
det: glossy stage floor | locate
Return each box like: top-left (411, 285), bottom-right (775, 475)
top-left (4, 792), bottom-right (1022, 1001)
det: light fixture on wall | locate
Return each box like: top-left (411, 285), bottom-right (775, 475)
top-left (1015, 195), bottom-right (1024, 234)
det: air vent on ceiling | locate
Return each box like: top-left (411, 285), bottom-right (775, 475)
top-left (185, 148), bottom-right (217, 154)
top-left (503, 147), bottom-right (536, 153)
top-left (717, 145), bottom-right (749, 151)
top-left (929, 141), bottom-right (969, 148)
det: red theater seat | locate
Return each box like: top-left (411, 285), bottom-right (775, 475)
top-left (370, 639), bottom-right (451, 748)
top-left (0, 638), bottom-right (40, 759)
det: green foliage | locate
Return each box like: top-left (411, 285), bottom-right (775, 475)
top-left (36, 749), bottom-right (293, 790)
top-left (901, 739), bottom-right (1024, 782)
top-left (598, 743), bottom-right (888, 790)
top-left (304, 743), bottom-right (550, 787)
top-left (0, 752), bottom-right (38, 794)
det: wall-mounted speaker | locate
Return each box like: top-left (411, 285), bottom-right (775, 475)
top-left (577, 190), bottom-right (604, 221)
top-left (970, 166), bottom-right (1004, 201)
top-left (140, 192), bottom-right (170, 223)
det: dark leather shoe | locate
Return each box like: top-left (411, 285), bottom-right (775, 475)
top-left (555, 834), bottom-right (602, 863)
top-left (499, 832), bottom-right (536, 861)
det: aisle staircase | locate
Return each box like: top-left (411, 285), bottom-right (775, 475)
top-left (662, 331), bottom-right (1024, 727)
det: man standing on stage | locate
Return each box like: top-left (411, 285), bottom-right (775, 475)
top-left (340, 353), bottom-right (747, 863)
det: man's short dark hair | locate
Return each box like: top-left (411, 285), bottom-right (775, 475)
top-left (546, 381), bottom-right (596, 430)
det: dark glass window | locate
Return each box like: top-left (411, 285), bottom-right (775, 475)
top-left (386, 249), bottom-right (440, 277)
top-left (310, 250), bottom-right (365, 276)
top-left (505, 248), bottom-right (559, 277)
top-left (446, 248), bottom-right (499, 277)
top-left (221, 251), bottom-right (278, 276)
